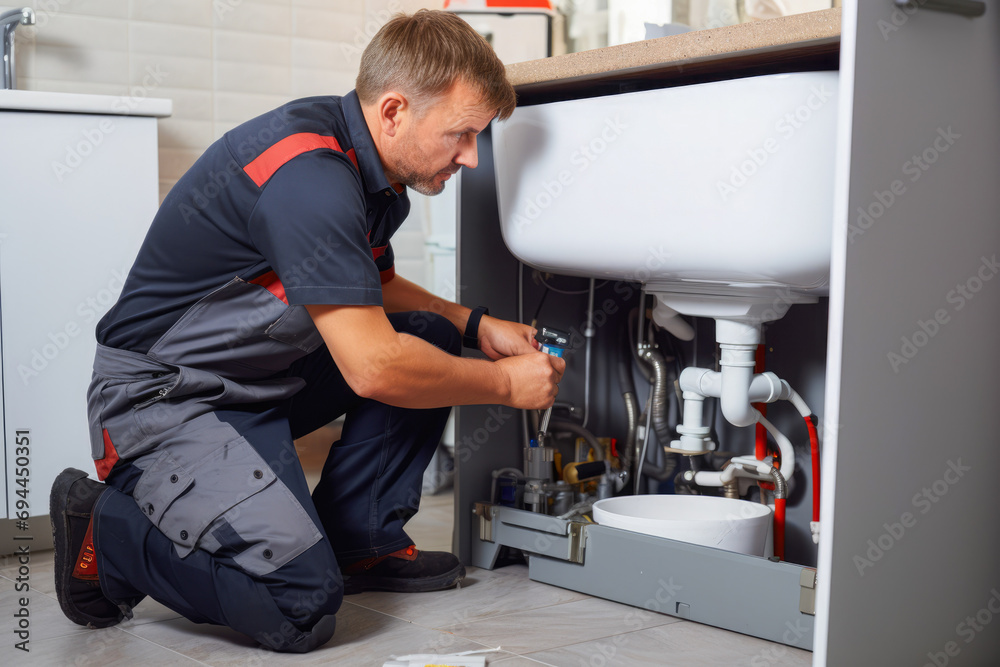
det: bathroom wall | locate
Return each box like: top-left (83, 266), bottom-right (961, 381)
top-left (12, 0), bottom-right (440, 285)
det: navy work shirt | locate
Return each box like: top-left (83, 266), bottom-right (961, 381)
top-left (98, 90), bottom-right (409, 354)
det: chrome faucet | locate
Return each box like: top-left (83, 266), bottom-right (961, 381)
top-left (2, 7), bottom-right (34, 90)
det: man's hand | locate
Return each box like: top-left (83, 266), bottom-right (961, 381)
top-left (478, 315), bottom-right (539, 360)
top-left (495, 350), bottom-right (566, 409)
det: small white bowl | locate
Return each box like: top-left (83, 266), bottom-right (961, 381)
top-left (592, 495), bottom-right (773, 556)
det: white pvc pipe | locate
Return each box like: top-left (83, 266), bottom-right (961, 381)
top-left (679, 367), bottom-right (787, 405)
top-left (693, 467), bottom-right (738, 487)
top-left (757, 414), bottom-right (795, 481)
top-left (681, 391), bottom-right (705, 429)
top-left (720, 345), bottom-right (758, 427)
top-left (786, 387), bottom-right (812, 418)
top-left (652, 301), bottom-right (695, 341)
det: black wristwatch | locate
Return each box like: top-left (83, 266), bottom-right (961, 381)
top-left (463, 306), bottom-right (489, 350)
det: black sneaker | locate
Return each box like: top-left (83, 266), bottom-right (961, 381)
top-left (342, 545), bottom-right (466, 594)
top-left (50, 468), bottom-right (132, 628)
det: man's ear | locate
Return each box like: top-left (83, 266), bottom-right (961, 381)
top-left (375, 92), bottom-right (408, 138)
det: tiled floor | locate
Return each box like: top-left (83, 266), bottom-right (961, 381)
top-left (1, 429), bottom-right (813, 665)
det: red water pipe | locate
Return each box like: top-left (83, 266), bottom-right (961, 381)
top-left (774, 498), bottom-right (786, 560)
top-left (754, 344), bottom-right (767, 460)
top-left (806, 415), bottom-right (820, 523)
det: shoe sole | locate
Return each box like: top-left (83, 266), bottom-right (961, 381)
top-left (50, 468), bottom-right (122, 629)
top-left (344, 563), bottom-right (466, 595)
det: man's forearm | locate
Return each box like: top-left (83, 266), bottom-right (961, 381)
top-left (381, 274), bottom-right (471, 333)
top-left (307, 302), bottom-right (507, 409)
top-left (359, 333), bottom-right (511, 408)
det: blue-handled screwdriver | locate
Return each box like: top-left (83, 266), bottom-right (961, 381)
top-left (535, 327), bottom-right (570, 446)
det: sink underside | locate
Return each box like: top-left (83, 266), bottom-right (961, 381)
top-left (493, 71), bottom-right (840, 294)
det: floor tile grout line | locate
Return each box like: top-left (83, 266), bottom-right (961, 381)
top-left (341, 595), bottom-right (589, 633)
top-left (513, 622), bottom-right (710, 664)
top-left (435, 596), bottom-right (617, 627)
top-left (341, 600), bottom-right (538, 654)
top-left (118, 624), bottom-right (216, 666)
top-left (437, 608), bottom-right (684, 657)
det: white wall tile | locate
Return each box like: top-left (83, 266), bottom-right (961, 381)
top-left (150, 87), bottom-right (212, 120)
top-left (157, 117), bottom-right (215, 150)
top-left (215, 60), bottom-right (291, 95)
top-left (213, 91), bottom-right (290, 124)
top-left (30, 0), bottom-right (129, 22)
top-left (33, 45), bottom-right (129, 85)
top-left (214, 30), bottom-right (291, 66)
top-left (23, 77), bottom-right (129, 96)
top-left (129, 54), bottom-right (212, 90)
top-left (291, 37), bottom-right (360, 72)
top-left (299, 0), bottom-right (367, 10)
top-left (292, 8), bottom-right (362, 43)
top-left (12, 34), bottom-right (35, 82)
top-left (32, 13), bottom-right (129, 51)
top-left (128, 0), bottom-right (212, 27)
top-left (291, 67), bottom-right (355, 98)
top-left (129, 21), bottom-right (211, 58)
top-left (212, 0), bottom-right (292, 34)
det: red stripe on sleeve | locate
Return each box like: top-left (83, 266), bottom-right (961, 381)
top-left (244, 133), bottom-right (356, 187)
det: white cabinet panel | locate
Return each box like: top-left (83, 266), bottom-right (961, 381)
top-left (0, 109), bottom-right (159, 521)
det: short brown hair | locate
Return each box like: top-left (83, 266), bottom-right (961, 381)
top-left (356, 10), bottom-right (516, 121)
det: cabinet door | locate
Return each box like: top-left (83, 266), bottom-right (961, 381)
top-left (819, 2), bottom-right (1000, 664)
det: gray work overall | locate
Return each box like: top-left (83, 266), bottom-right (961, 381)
top-left (86, 273), bottom-right (457, 651)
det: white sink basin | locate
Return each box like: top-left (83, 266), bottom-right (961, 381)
top-left (493, 72), bottom-right (839, 294)
top-left (592, 495), bottom-right (773, 556)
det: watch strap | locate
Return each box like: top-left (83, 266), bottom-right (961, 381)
top-left (463, 306), bottom-right (489, 350)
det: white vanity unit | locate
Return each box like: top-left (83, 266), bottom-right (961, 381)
top-left (0, 90), bottom-right (170, 553)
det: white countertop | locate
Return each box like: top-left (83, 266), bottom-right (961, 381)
top-left (0, 89), bottom-right (172, 117)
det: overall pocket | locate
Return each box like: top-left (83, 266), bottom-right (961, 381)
top-left (266, 304), bottom-right (324, 355)
top-left (147, 276), bottom-right (321, 378)
top-left (132, 430), bottom-right (322, 576)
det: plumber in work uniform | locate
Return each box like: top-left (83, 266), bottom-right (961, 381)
top-left (50, 10), bottom-right (564, 653)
